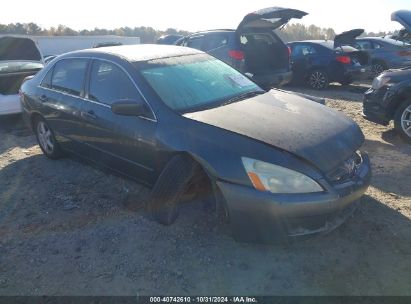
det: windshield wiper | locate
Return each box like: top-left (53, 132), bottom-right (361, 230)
top-left (220, 90), bottom-right (265, 107)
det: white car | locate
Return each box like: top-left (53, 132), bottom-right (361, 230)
top-left (0, 36), bottom-right (43, 115)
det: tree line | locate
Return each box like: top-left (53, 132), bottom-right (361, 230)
top-left (0, 22), bottom-right (395, 43)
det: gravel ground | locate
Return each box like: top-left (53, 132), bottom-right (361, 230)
top-left (0, 82), bottom-right (410, 296)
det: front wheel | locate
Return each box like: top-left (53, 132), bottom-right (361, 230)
top-left (394, 99), bottom-right (411, 143)
top-left (147, 155), bottom-right (201, 225)
top-left (307, 70), bottom-right (329, 90)
top-left (34, 117), bottom-right (63, 159)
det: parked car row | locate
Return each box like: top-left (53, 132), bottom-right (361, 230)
top-left (160, 7), bottom-right (411, 142)
top-left (164, 9), bottom-right (411, 91)
top-left (175, 7), bottom-right (308, 89)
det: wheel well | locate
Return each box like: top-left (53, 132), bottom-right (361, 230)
top-left (29, 112), bottom-right (43, 130)
top-left (179, 153), bottom-right (229, 221)
top-left (392, 90), bottom-right (411, 116)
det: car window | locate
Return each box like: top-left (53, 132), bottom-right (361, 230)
top-left (355, 41), bottom-right (373, 50)
top-left (186, 36), bottom-right (205, 50)
top-left (203, 34), bottom-right (229, 51)
top-left (373, 42), bottom-right (383, 49)
top-left (291, 44), bottom-right (316, 57)
top-left (51, 58), bottom-right (88, 96)
top-left (41, 67), bottom-right (54, 89)
top-left (139, 54), bottom-right (263, 113)
top-left (88, 60), bottom-right (139, 105)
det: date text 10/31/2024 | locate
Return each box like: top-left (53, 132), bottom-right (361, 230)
top-left (149, 297), bottom-right (258, 303)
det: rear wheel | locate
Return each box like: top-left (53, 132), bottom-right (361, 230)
top-left (147, 154), bottom-right (202, 225)
top-left (307, 70), bottom-right (329, 90)
top-left (34, 117), bottom-right (63, 159)
top-left (394, 99), bottom-right (411, 143)
top-left (371, 62), bottom-right (386, 78)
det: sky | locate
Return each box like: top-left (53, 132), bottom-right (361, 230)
top-left (2, 0), bottom-right (409, 33)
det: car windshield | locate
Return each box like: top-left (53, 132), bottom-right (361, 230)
top-left (138, 54), bottom-right (263, 113)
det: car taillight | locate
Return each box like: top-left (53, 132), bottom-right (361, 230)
top-left (228, 50), bottom-right (245, 61)
top-left (336, 56), bottom-right (351, 64)
top-left (287, 46), bottom-right (291, 56)
top-left (398, 50), bottom-right (411, 56)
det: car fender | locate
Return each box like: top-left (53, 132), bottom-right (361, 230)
top-left (384, 80), bottom-right (411, 117)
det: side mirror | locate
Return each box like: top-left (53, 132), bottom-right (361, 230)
top-left (111, 99), bottom-right (150, 117)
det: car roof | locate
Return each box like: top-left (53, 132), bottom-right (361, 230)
top-left (357, 37), bottom-right (386, 41)
top-left (289, 40), bottom-right (329, 44)
top-left (60, 44), bottom-right (203, 62)
top-left (188, 29), bottom-right (235, 35)
top-left (357, 36), bottom-right (411, 45)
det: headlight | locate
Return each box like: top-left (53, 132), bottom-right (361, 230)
top-left (372, 75), bottom-right (391, 90)
top-left (242, 157), bottom-right (323, 194)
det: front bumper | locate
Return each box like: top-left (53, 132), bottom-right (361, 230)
top-left (217, 153), bottom-right (371, 243)
top-left (0, 93), bottom-right (22, 116)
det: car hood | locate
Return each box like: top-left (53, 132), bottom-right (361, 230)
top-left (381, 66), bottom-right (411, 82)
top-left (391, 10), bottom-right (411, 32)
top-left (184, 90), bottom-right (364, 173)
top-left (237, 7), bottom-right (307, 32)
top-left (334, 29), bottom-right (364, 47)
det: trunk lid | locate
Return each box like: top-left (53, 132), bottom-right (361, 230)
top-left (335, 46), bottom-right (370, 66)
top-left (334, 29), bottom-right (364, 47)
top-left (0, 36), bottom-right (43, 95)
top-left (237, 7), bottom-right (307, 32)
top-left (391, 10), bottom-right (411, 32)
top-left (184, 90), bottom-right (364, 173)
top-left (0, 36), bottom-right (42, 61)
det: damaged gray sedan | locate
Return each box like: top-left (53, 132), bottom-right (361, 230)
top-left (20, 45), bottom-right (371, 243)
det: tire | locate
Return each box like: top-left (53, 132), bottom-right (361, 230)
top-left (34, 117), bottom-right (63, 159)
top-left (307, 69), bottom-right (329, 90)
top-left (371, 62), bottom-right (386, 78)
top-left (147, 154), bottom-right (201, 225)
top-left (394, 99), bottom-right (411, 144)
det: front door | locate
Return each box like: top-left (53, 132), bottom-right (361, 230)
top-left (80, 59), bottom-right (157, 184)
top-left (290, 44), bottom-right (317, 83)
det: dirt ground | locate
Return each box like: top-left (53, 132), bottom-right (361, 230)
top-left (0, 82), bottom-right (410, 296)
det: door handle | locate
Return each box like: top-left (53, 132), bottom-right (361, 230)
top-left (82, 110), bottom-right (97, 119)
top-left (39, 94), bottom-right (48, 102)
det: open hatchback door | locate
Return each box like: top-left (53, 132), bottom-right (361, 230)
top-left (237, 7), bottom-right (307, 32)
top-left (334, 29), bottom-right (364, 48)
top-left (235, 7), bottom-right (307, 88)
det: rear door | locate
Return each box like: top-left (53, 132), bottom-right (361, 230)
top-left (290, 44), bottom-right (318, 81)
top-left (37, 58), bottom-right (89, 152)
top-left (202, 33), bottom-right (231, 63)
top-left (80, 59), bottom-right (157, 183)
top-left (183, 35), bottom-right (206, 51)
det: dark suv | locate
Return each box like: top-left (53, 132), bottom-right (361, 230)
top-left (176, 7), bottom-right (307, 88)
